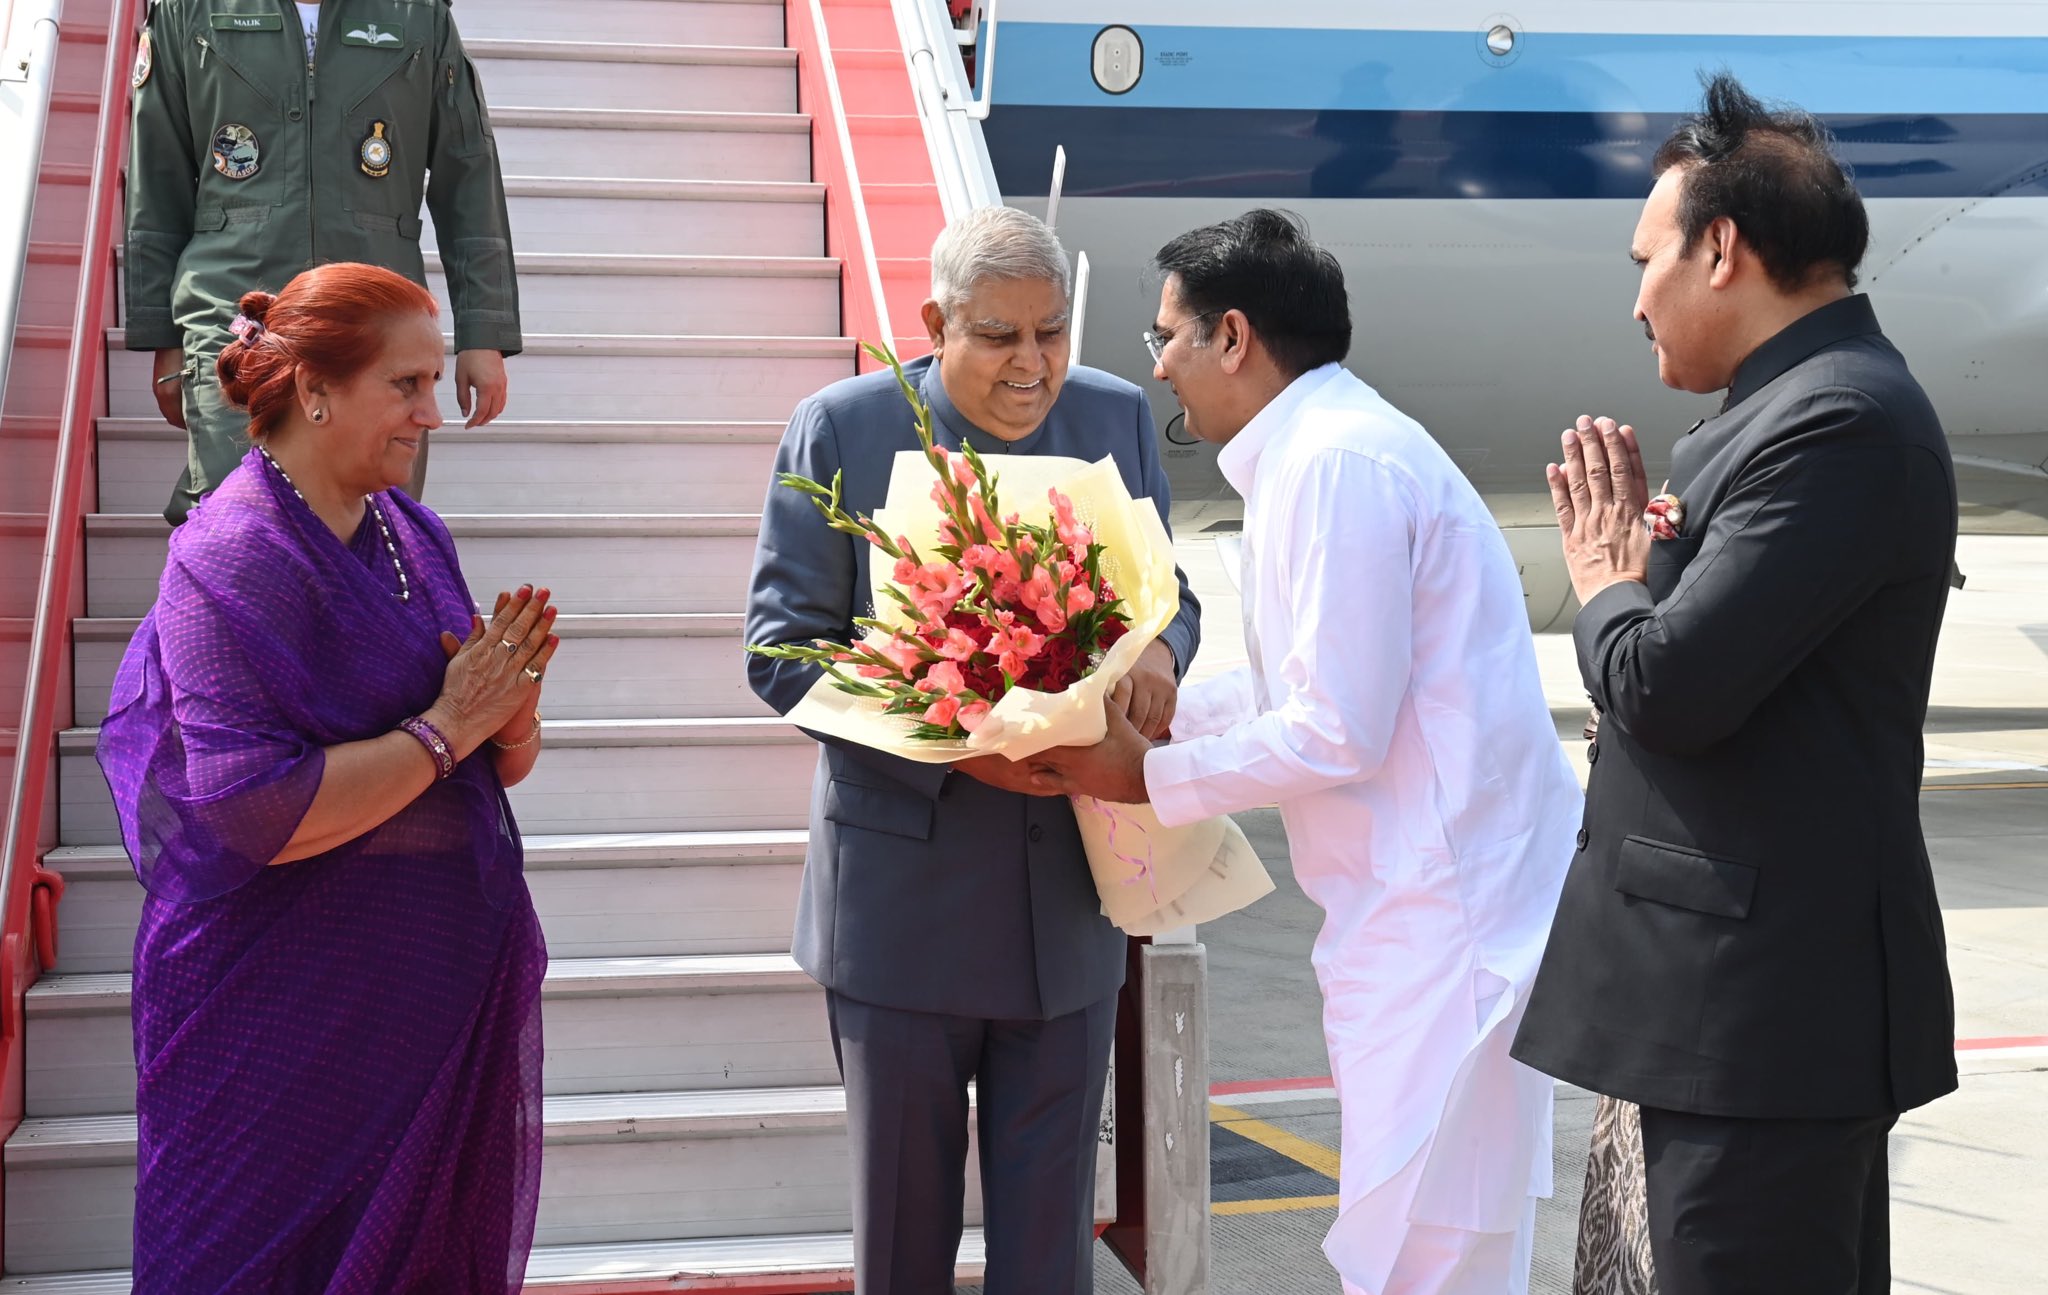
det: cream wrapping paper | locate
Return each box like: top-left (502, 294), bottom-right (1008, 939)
top-left (782, 450), bottom-right (1273, 933)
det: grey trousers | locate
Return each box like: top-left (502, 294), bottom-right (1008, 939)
top-left (165, 349), bottom-right (430, 525)
top-left (827, 990), bottom-right (1116, 1295)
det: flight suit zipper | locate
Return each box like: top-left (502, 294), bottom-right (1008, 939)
top-left (192, 35), bottom-right (281, 109)
top-left (274, 2), bottom-right (320, 265)
top-left (347, 46), bottom-right (424, 115)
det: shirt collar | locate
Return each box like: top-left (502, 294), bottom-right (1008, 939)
top-left (918, 355), bottom-right (1049, 456)
top-left (1217, 363), bottom-right (1345, 496)
top-left (1722, 294), bottom-right (1882, 412)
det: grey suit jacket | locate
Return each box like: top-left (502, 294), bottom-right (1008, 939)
top-left (1513, 295), bottom-right (1960, 1118)
top-left (745, 357), bottom-right (1202, 1020)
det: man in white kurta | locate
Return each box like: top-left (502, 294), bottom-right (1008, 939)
top-left (1036, 211), bottom-right (1580, 1293)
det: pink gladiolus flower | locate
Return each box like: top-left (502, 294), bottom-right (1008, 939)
top-left (856, 664), bottom-right (892, 679)
top-left (923, 695), bottom-right (961, 729)
top-left (1037, 599), bottom-right (1068, 634)
top-left (1019, 568), bottom-right (1056, 612)
top-left (987, 620), bottom-right (1044, 662)
top-left (877, 637), bottom-right (924, 676)
top-left (1051, 489), bottom-right (1093, 550)
top-left (969, 493), bottom-right (1006, 544)
top-left (991, 577), bottom-right (1023, 605)
top-left (1062, 582), bottom-right (1097, 615)
top-left (958, 700), bottom-right (991, 732)
top-left (893, 556), bottom-right (920, 584)
top-left (962, 544), bottom-right (1022, 584)
top-left (936, 628), bottom-right (979, 661)
top-left (920, 660), bottom-right (968, 696)
top-left (1014, 534), bottom-right (1038, 560)
top-left (949, 453), bottom-right (978, 488)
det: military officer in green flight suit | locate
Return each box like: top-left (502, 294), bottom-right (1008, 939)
top-left (126, 0), bottom-right (521, 524)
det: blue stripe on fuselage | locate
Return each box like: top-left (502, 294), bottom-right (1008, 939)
top-left (995, 25), bottom-right (2048, 116)
top-left (985, 107), bottom-right (2048, 201)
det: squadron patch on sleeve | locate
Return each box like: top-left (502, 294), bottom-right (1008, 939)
top-left (132, 30), bottom-right (153, 89)
top-left (359, 121), bottom-right (393, 177)
top-left (210, 123), bottom-right (262, 180)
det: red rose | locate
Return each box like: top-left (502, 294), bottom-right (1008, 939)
top-left (1035, 636), bottom-right (1082, 691)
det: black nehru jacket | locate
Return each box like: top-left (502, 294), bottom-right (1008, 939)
top-left (1513, 294), bottom-right (1960, 1119)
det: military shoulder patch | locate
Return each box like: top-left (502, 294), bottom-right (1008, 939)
top-left (132, 30), bottom-right (153, 89)
top-left (211, 123), bottom-right (261, 181)
top-left (342, 22), bottom-right (403, 47)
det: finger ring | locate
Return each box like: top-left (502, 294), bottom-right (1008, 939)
top-left (501, 639), bottom-right (520, 653)
top-left (523, 666), bottom-right (543, 683)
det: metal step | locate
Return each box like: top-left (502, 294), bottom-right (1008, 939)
top-left (105, 330), bottom-right (857, 423)
top-left (91, 418), bottom-right (785, 518)
top-left (80, 509), bottom-right (770, 619)
top-left (468, 40), bottom-right (798, 114)
top-left (423, 252), bottom-right (842, 338)
top-left (71, 609), bottom-right (773, 726)
top-left (428, 177), bottom-right (827, 258)
top-left (456, 0), bottom-right (786, 48)
top-left (23, 951), bottom-right (836, 1121)
top-left (40, 825), bottom-right (805, 979)
top-left (58, 718), bottom-right (816, 847)
top-left (3, 1086), bottom-right (983, 1274)
top-left (0, 1229), bottom-right (990, 1292)
top-left (491, 107), bottom-right (812, 184)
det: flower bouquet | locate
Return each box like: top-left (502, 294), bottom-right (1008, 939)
top-left (750, 345), bottom-right (1271, 934)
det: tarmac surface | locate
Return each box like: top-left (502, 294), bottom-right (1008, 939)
top-left (967, 531), bottom-right (2048, 1295)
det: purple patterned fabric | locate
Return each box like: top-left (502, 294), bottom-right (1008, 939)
top-left (97, 450), bottom-right (546, 1293)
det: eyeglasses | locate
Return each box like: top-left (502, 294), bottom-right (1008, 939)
top-left (1142, 312), bottom-right (1219, 365)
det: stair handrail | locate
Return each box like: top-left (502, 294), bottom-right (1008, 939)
top-left (0, 0), bottom-right (64, 411)
top-left (893, 0), bottom-right (1001, 221)
top-left (0, 0), bottom-right (140, 996)
top-left (792, 0), bottom-right (895, 362)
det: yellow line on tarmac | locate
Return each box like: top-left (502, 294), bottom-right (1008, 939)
top-left (1215, 1194), bottom-right (1341, 1216)
top-left (1922, 780), bottom-right (2048, 792)
top-left (1211, 1102), bottom-right (1343, 1180)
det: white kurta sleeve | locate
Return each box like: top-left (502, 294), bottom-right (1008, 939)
top-left (1144, 449), bottom-right (1416, 827)
top-left (1169, 666), bottom-right (1257, 741)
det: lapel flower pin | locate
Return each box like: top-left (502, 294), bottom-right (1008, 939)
top-left (1643, 481), bottom-right (1685, 540)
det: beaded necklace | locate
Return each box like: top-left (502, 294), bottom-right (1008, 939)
top-left (257, 443), bottom-right (411, 602)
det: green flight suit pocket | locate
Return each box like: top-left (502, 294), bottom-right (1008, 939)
top-left (440, 56), bottom-right (496, 158)
top-left (191, 203), bottom-right (275, 233)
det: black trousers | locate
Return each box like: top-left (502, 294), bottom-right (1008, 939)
top-left (827, 990), bottom-right (1117, 1295)
top-left (1638, 1105), bottom-right (1897, 1295)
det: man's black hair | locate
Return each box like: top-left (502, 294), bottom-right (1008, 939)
top-left (1653, 73), bottom-right (1869, 290)
top-left (1152, 209), bottom-right (1352, 378)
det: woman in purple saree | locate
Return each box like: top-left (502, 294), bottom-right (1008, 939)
top-left (97, 265), bottom-right (557, 1292)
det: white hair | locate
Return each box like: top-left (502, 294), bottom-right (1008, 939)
top-left (929, 205), bottom-right (1072, 320)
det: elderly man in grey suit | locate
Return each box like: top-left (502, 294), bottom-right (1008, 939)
top-left (745, 206), bottom-right (1201, 1294)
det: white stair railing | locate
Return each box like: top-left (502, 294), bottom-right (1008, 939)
top-left (0, 0), bottom-right (63, 411)
top-left (892, 0), bottom-right (1000, 221)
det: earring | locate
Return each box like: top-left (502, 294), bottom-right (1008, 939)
top-left (311, 408), bottom-right (327, 423)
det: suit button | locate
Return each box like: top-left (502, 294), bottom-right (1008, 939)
top-left (1588, 743), bottom-right (1600, 764)
top-left (1028, 825), bottom-right (1044, 843)
top-left (1576, 829), bottom-right (1590, 851)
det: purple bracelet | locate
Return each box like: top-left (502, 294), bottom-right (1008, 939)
top-left (399, 715), bottom-right (456, 780)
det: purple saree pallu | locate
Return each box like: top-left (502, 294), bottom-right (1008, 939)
top-left (97, 451), bottom-right (547, 1293)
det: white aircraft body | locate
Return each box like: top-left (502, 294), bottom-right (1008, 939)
top-left (975, 1), bottom-right (2048, 628)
